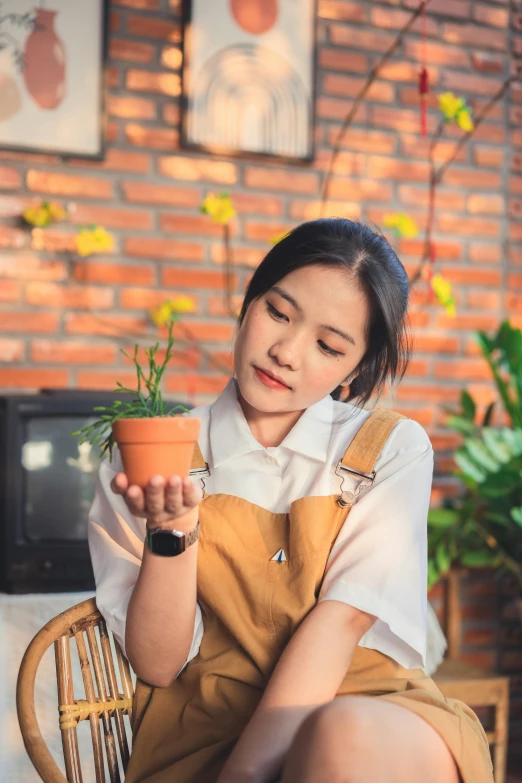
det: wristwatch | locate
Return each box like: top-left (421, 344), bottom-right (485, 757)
top-left (145, 520), bottom-right (200, 557)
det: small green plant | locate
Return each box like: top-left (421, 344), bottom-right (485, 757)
top-left (428, 320), bottom-right (522, 589)
top-left (73, 319), bottom-right (188, 460)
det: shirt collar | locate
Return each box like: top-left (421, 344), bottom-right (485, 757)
top-left (209, 378), bottom-right (334, 467)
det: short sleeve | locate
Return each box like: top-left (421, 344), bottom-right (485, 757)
top-left (318, 418), bottom-right (433, 670)
top-left (88, 450), bottom-right (204, 673)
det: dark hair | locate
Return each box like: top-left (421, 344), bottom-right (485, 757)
top-left (238, 218), bottom-right (411, 407)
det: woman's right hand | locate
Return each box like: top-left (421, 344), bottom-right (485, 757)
top-left (110, 473), bottom-right (203, 529)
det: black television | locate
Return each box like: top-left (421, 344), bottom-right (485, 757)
top-left (0, 389), bottom-right (189, 594)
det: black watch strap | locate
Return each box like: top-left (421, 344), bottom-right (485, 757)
top-left (146, 520), bottom-right (200, 557)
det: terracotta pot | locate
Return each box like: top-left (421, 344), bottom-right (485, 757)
top-left (230, 0), bottom-right (278, 35)
top-left (112, 416), bottom-right (200, 488)
top-left (23, 8), bottom-right (66, 110)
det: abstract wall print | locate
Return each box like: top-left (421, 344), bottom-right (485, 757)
top-left (0, 0), bottom-right (107, 158)
top-left (181, 0), bottom-right (317, 162)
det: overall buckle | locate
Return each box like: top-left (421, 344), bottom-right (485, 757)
top-left (334, 462), bottom-right (376, 508)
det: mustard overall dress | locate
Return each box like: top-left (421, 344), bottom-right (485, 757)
top-left (125, 409), bottom-right (494, 783)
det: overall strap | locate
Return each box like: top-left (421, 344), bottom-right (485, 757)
top-left (191, 443), bottom-right (207, 471)
top-left (341, 407), bottom-right (406, 474)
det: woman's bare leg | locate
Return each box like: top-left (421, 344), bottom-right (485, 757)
top-left (280, 696), bottom-right (461, 783)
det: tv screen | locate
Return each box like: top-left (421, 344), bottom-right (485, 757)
top-left (22, 415), bottom-right (102, 542)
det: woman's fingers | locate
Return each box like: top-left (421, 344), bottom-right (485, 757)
top-left (110, 473), bottom-right (128, 494)
top-left (182, 476), bottom-right (203, 507)
top-left (164, 475), bottom-right (184, 515)
top-left (144, 475), bottom-right (166, 517)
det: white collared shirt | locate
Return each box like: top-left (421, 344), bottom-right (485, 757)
top-left (89, 378), bottom-right (433, 672)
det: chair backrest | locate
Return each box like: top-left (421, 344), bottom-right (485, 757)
top-left (16, 597), bottom-right (134, 783)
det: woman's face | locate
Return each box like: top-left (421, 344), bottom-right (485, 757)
top-left (234, 265), bottom-right (369, 413)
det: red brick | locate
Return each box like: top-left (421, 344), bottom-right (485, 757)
top-left (107, 66), bottom-right (120, 89)
top-left (329, 26), bottom-right (395, 51)
top-left (162, 103), bottom-right (180, 126)
top-left (122, 346), bottom-right (200, 369)
top-left (160, 213), bottom-right (226, 237)
top-left (159, 156), bottom-right (237, 184)
top-left (403, 40), bottom-right (470, 68)
top-left (467, 194), bottom-right (504, 215)
top-left (471, 52), bottom-right (505, 74)
top-left (207, 348), bottom-right (234, 370)
top-left (442, 70), bottom-right (505, 97)
top-left (314, 149), bottom-right (365, 176)
top-left (112, 0), bottom-right (159, 7)
top-left (399, 185), bottom-right (465, 212)
top-left (318, 48), bottom-right (368, 73)
top-left (430, 433), bottom-right (462, 451)
top-left (207, 296), bottom-right (244, 319)
top-left (0, 150), bottom-right (60, 165)
top-left (76, 370), bottom-right (139, 390)
top-left (31, 340), bottom-right (116, 365)
top-left (0, 255), bottom-right (67, 281)
top-left (506, 292), bottom-right (522, 312)
top-left (0, 369), bottom-right (69, 389)
top-left (474, 4), bottom-right (509, 27)
top-left (442, 23), bottom-right (506, 51)
top-left (125, 237), bottom-right (204, 262)
top-left (370, 6), bottom-right (437, 34)
top-left (392, 407), bottom-right (434, 427)
top-left (510, 224), bottom-right (522, 241)
top-left (513, 154), bottom-right (522, 174)
top-left (468, 290), bottom-right (501, 310)
top-left (109, 38), bottom-right (154, 63)
top-left (110, 10), bottom-right (121, 31)
top-left (290, 199), bottom-right (360, 221)
top-left (435, 313), bottom-right (498, 331)
top-left (412, 334), bottom-right (460, 354)
top-left (126, 70), bottom-right (181, 96)
top-left (319, 0), bottom-right (366, 22)
top-left (316, 97), bottom-right (367, 123)
top-left (378, 61), bottom-right (425, 84)
top-left (161, 46), bottom-right (182, 70)
top-left (401, 136), bottom-right (467, 163)
top-left (25, 283), bottom-right (114, 309)
top-left (465, 123), bottom-right (505, 145)
top-left (211, 244), bottom-right (265, 268)
top-left (441, 266), bottom-right (501, 286)
top-left (65, 313), bottom-right (148, 336)
top-left (119, 288), bottom-right (199, 309)
top-left (73, 262), bottom-right (155, 286)
top-left (0, 338), bottom-right (24, 362)
top-left (245, 167), bottom-right (319, 195)
top-left (0, 166), bottom-right (21, 190)
top-left (508, 273), bottom-right (522, 289)
top-left (399, 239), bottom-right (463, 261)
top-left (0, 311), bottom-right (58, 333)
top-left (327, 177), bottom-right (393, 202)
top-left (511, 175), bottom-right (522, 195)
top-left (437, 214), bottom-right (501, 238)
top-left (171, 322), bottom-right (235, 343)
top-left (399, 87), bottom-right (439, 109)
top-left (0, 194), bottom-right (29, 217)
top-left (327, 128), bottom-right (396, 155)
top-left (27, 171), bottom-right (112, 199)
top-left (165, 373), bottom-right (229, 396)
top-left (443, 168), bottom-right (502, 189)
top-left (122, 181), bottom-right (200, 207)
top-left (69, 148), bottom-right (151, 173)
top-left (233, 193), bottom-right (284, 216)
top-left (0, 280), bottom-right (20, 302)
top-left (125, 123), bottom-right (178, 150)
top-left (108, 95), bottom-right (156, 120)
top-left (72, 204), bottom-right (152, 231)
top-left (0, 225), bottom-right (25, 249)
top-left (474, 146), bottom-right (505, 168)
top-left (404, 0), bottom-right (470, 17)
top-left (512, 131), bottom-right (522, 150)
top-left (370, 105), bottom-right (437, 135)
top-left (127, 15), bottom-right (180, 42)
top-left (244, 221), bottom-right (295, 243)
top-left (323, 74), bottom-right (394, 103)
top-left (408, 311), bottom-right (430, 328)
top-left (162, 268), bottom-right (237, 290)
top-left (367, 156), bottom-right (429, 182)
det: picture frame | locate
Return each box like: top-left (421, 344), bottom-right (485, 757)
top-left (180, 0), bottom-right (318, 164)
top-left (0, 0), bottom-right (108, 160)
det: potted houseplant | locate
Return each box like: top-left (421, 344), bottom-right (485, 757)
top-left (73, 317), bottom-right (200, 487)
top-left (428, 320), bottom-right (522, 619)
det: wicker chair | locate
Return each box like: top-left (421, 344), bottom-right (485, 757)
top-left (16, 597), bottom-right (134, 783)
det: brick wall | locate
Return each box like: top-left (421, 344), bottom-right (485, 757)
top-left (1, 0), bottom-right (522, 755)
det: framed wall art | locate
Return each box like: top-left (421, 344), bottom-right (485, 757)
top-left (0, 0), bottom-right (108, 159)
top-left (181, 0), bottom-right (318, 163)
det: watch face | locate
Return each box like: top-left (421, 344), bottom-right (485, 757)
top-left (148, 529), bottom-right (185, 556)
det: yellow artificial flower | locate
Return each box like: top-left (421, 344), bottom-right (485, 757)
top-left (23, 200), bottom-right (66, 228)
top-left (431, 273), bottom-right (456, 317)
top-left (438, 92), bottom-right (474, 132)
top-left (150, 297), bottom-right (195, 327)
top-left (383, 213), bottom-right (419, 239)
top-left (200, 192), bottom-right (236, 225)
top-left (74, 226), bottom-right (114, 257)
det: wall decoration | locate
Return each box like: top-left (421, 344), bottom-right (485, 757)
top-left (0, 0), bottom-right (108, 158)
top-left (181, 0), bottom-right (317, 162)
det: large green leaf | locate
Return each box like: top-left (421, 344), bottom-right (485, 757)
top-left (428, 508), bottom-right (459, 528)
top-left (482, 428), bottom-right (513, 463)
top-left (446, 416), bottom-right (476, 436)
top-left (482, 401), bottom-right (495, 427)
top-left (460, 550), bottom-right (500, 567)
top-left (460, 390), bottom-right (476, 421)
top-left (464, 439), bottom-right (500, 473)
top-left (435, 542), bottom-right (451, 574)
top-left (454, 451), bottom-right (487, 482)
top-left (479, 470), bottom-right (522, 497)
top-left (510, 506), bottom-right (522, 527)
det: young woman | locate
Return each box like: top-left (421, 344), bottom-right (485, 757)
top-left (89, 219), bottom-right (493, 783)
